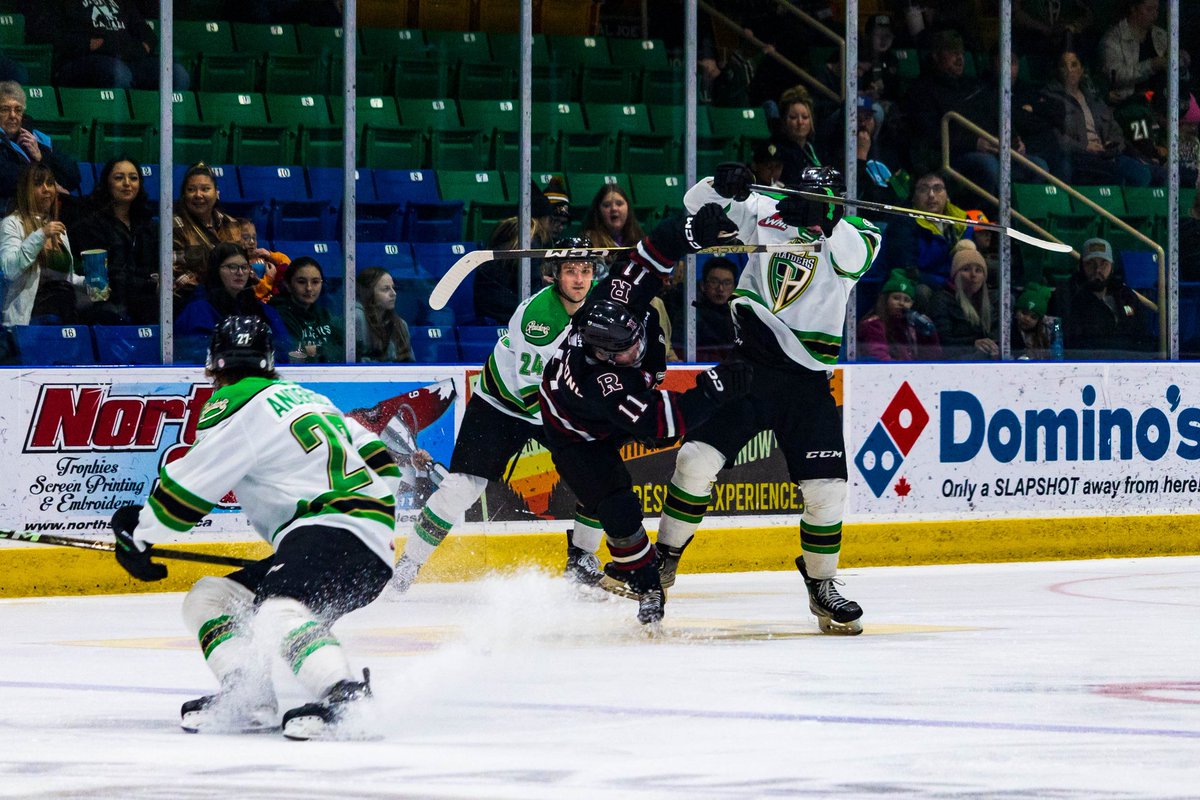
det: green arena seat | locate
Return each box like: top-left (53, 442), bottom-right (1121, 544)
top-left (195, 54), bottom-right (260, 93)
top-left (579, 65), bottom-right (637, 104)
top-left (359, 27), bottom-right (429, 60)
top-left (23, 85), bottom-right (60, 122)
top-left (1012, 183), bottom-right (1072, 223)
top-left (296, 24), bottom-right (351, 58)
top-left (488, 32), bottom-right (551, 66)
top-left (392, 58), bottom-right (452, 100)
top-left (0, 12), bottom-right (24, 46)
top-left (232, 22), bottom-right (300, 55)
top-left (607, 38), bottom-right (669, 71)
top-left (199, 92), bottom-right (290, 165)
top-left (4, 44), bottom-right (52, 85)
top-left (263, 54), bottom-right (329, 96)
top-left (174, 20), bottom-right (237, 61)
top-left (399, 98), bottom-right (484, 170)
top-left (455, 61), bottom-right (516, 100)
top-left (269, 94), bottom-right (340, 167)
top-left (549, 34), bottom-right (610, 68)
top-left (425, 30), bottom-right (493, 65)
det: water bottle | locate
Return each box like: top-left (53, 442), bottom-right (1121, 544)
top-left (1049, 317), bottom-right (1064, 360)
top-left (906, 308), bottom-right (936, 337)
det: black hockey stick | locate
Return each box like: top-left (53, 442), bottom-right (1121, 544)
top-left (428, 241), bottom-right (820, 310)
top-left (0, 529), bottom-right (257, 567)
top-left (747, 184), bottom-right (1074, 254)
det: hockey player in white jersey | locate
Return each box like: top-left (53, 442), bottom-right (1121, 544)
top-left (652, 163), bottom-right (883, 635)
top-left (111, 315), bottom-right (401, 739)
top-left (391, 239), bottom-right (607, 593)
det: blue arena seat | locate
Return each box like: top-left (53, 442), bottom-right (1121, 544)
top-left (93, 325), bottom-right (161, 365)
top-left (411, 241), bottom-right (478, 278)
top-left (408, 325), bottom-right (460, 362)
top-left (371, 168), bottom-right (462, 241)
top-left (457, 324), bottom-right (507, 362)
top-left (357, 241), bottom-right (418, 274)
top-left (272, 240), bottom-right (344, 268)
top-left (13, 325), bottom-right (96, 366)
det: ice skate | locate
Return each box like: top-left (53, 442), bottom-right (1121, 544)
top-left (637, 588), bottom-right (665, 627)
top-left (564, 546), bottom-right (604, 587)
top-left (388, 554), bottom-right (421, 595)
top-left (796, 557), bottom-right (863, 635)
top-left (180, 672), bottom-right (278, 734)
top-left (281, 668), bottom-right (373, 741)
top-left (600, 543), bottom-right (682, 600)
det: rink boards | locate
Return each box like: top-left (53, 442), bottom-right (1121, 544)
top-left (2, 362), bottom-right (1198, 596)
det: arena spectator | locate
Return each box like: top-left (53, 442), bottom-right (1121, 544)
top-left (581, 181), bottom-right (645, 276)
top-left (694, 256), bottom-right (738, 361)
top-left (749, 138), bottom-right (785, 189)
top-left (1040, 49), bottom-right (1151, 186)
top-left (1012, 282), bottom-right (1057, 359)
top-left (930, 240), bottom-right (1000, 360)
top-left (962, 209), bottom-right (1024, 289)
top-left (543, 177), bottom-right (571, 240)
top-left (172, 163), bottom-right (237, 303)
top-left (903, 28), bottom-right (979, 176)
top-left (879, 171), bottom-right (969, 305)
top-left (1099, 0), bottom-right (1189, 106)
top-left (270, 256), bottom-right (343, 364)
top-left (355, 266), bottom-right (414, 363)
top-left (71, 156), bottom-right (158, 324)
top-left (857, 268), bottom-right (942, 361)
top-left (1063, 237), bottom-right (1155, 356)
top-left (39, 0), bottom-right (191, 90)
top-left (0, 163), bottom-right (78, 325)
top-left (230, 218), bottom-right (290, 302)
top-left (1180, 185), bottom-right (1200, 282)
top-left (770, 86), bottom-right (827, 185)
top-left (174, 241), bottom-right (291, 364)
top-left (1014, 0), bottom-right (1097, 75)
top-left (0, 81), bottom-right (82, 200)
top-left (474, 184), bottom-right (556, 324)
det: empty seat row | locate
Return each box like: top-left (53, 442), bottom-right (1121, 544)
top-left (409, 324), bottom-right (508, 363)
top-left (7, 325), bottom-right (160, 367)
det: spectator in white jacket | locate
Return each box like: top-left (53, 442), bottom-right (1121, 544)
top-left (0, 162), bottom-right (79, 326)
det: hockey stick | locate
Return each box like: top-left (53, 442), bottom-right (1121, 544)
top-left (0, 529), bottom-right (257, 568)
top-left (747, 184), bottom-right (1074, 254)
top-left (428, 242), bottom-right (820, 310)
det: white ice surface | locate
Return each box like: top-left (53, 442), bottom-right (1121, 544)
top-left (2, 557), bottom-right (1200, 799)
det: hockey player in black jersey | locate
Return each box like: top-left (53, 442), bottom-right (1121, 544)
top-left (539, 204), bottom-right (754, 626)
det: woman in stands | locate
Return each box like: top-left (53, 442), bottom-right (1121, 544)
top-left (172, 162), bottom-right (236, 305)
top-left (582, 181), bottom-right (645, 276)
top-left (175, 241), bottom-right (290, 364)
top-left (0, 162), bottom-right (79, 326)
top-left (271, 256), bottom-right (343, 364)
top-left (929, 240), bottom-right (1000, 360)
top-left (771, 86), bottom-right (826, 186)
top-left (355, 266), bottom-right (415, 363)
top-left (72, 156), bottom-right (159, 325)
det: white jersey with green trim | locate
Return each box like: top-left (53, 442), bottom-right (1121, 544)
top-left (131, 377), bottom-right (399, 567)
top-left (684, 178), bottom-right (882, 371)
top-left (477, 284), bottom-right (575, 424)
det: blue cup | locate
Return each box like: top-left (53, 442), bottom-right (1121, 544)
top-left (251, 260), bottom-right (267, 279)
top-left (80, 249), bottom-right (109, 299)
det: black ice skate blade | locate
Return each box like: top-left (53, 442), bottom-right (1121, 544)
top-left (181, 723), bottom-right (282, 735)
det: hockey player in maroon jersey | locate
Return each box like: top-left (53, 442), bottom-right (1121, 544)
top-left (539, 204), bottom-right (754, 626)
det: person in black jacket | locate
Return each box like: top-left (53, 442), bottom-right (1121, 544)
top-left (72, 156), bottom-right (158, 324)
top-left (1063, 237), bottom-right (1156, 357)
top-left (36, 0), bottom-right (190, 90)
top-left (539, 205), bottom-right (753, 627)
top-left (0, 81), bottom-right (81, 199)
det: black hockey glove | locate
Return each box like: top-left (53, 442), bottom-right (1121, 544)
top-left (712, 161), bottom-right (754, 201)
top-left (111, 504), bottom-right (167, 582)
top-left (683, 203), bottom-right (740, 252)
top-left (696, 360), bottom-right (754, 403)
top-left (777, 195), bottom-right (842, 236)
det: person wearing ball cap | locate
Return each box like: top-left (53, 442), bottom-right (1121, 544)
top-left (930, 239), bottom-right (1000, 360)
top-left (1064, 236), bottom-right (1154, 355)
top-left (857, 267), bottom-right (942, 361)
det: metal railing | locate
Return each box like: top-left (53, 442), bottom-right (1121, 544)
top-left (940, 111), bottom-right (1169, 358)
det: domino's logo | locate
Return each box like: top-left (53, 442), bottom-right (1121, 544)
top-left (854, 381), bottom-right (930, 498)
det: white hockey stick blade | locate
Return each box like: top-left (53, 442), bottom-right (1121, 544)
top-left (428, 242), bottom-right (820, 310)
top-left (747, 184), bottom-right (1074, 254)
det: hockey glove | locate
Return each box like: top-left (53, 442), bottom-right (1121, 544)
top-left (712, 161), bottom-right (754, 201)
top-left (777, 195), bottom-right (843, 236)
top-left (639, 204), bottom-right (740, 279)
top-left (696, 360), bottom-right (754, 403)
top-left (684, 203), bottom-right (740, 252)
top-left (111, 504), bottom-right (167, 582)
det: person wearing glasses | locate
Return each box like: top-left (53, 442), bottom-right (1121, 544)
top-left (0, 81), bottom-right (81, 200)
top-left (174, 242), bottom-right (291, 364)
top-left (694, 256), bottom-right (738, 362)
top-left (877, 170), bottom-right (969, 310)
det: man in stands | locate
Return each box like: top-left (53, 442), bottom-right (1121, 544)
top-left (0, 81), bottom-right (81, 199)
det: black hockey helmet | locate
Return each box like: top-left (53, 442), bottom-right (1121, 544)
top-left (206, 315), bottom-right (275, 373)
top-left (580, 298), bottom-right (644, 362)
top-left (545, 236), bottom-right (604, 276)
top-left (786, 166), bottom-right (847, 230)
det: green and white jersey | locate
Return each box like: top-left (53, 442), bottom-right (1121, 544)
top-left (477, 284), bottom-right (574, 423)
top-left (133, 377), bottom-right (400, 566)
top-left (684, 178), bottom-right (882, 371)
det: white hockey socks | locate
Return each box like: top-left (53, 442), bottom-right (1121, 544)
top-left (257, 597), bottom-right (353, 700)
top-left (797, 478), bottom-right (846, 579)
top-left (182, 576), bottom-right (259, 683)
top-left (405, 471), bottom-right (488, 565)
top-left (658, 440), bottom-right (725, 549)
top-left (569, 507), bottom-right (605, 554)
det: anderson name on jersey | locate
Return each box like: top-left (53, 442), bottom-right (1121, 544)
top-left (477, 283), bottom-right (578, 423)
top-left (684, 179), bottom-right (882, 371)
top-left (131, 377), bottom-right (400, 567)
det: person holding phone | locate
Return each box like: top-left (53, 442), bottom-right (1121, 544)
top-left (0, 81), bottom-right (81, 200)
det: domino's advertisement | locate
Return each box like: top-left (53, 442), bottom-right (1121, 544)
top-left (849, 363), bottom-right (1200, 519)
